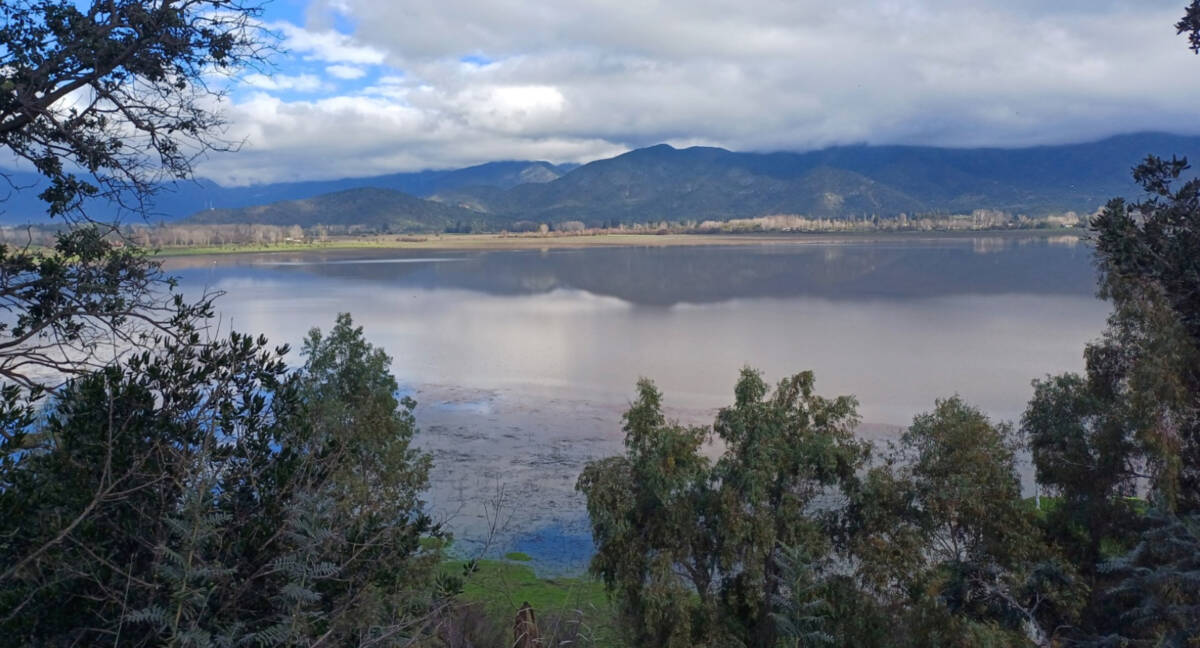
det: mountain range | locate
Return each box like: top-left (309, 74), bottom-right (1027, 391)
top-left (4, 132), bottom-right (1200, 230)
top-left (0, 160), bottom-right (574, 225)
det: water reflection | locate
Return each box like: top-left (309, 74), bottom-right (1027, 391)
top-left (168, 235), bottom-right (1096, 308)
top-left (168, 236), bottom-right (1103, 423)
top-left (167, 236), bottom-right (1108, 568)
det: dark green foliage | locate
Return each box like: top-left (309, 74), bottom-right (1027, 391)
top-left (577, 368), bottom-right (867, 648)
top-left (1013, 147), bottom-right (1200, 644)
top-left (0, 326), bottom-right (292, 646)
top-left (848, 398), bottom-right (1084, 647)
top-left (1098, 509), bottom-right (1200, 647)
top-left (0, 314), bottom-right (439, 647)
top-left (580, 381), bottom-right (1103, 647)
top-left (812, 575), bottom-right (896, 647)
top-left (1024, 371), bottom-right (1141, 578)
top-left (0, 0), bottom-right (254, 525)
top-left (0, 4), bottom-right (444, 645)
top-left (1089, 157), bottom-right (1200, 513)
top-left (771, 545), bottom-right (832, 648)
top-left (576, 378), bottom-right (714, 648)
top-left (713, 369), bottom-right (866, 648)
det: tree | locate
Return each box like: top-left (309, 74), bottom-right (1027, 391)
top-left (771, 545), bottom-right (833, 648)
top-left (0, 228), bottom-right (209, 385)
top-left (1023, 370), bottom-right (1141, 582)
top-left (711, 369), bottom-right (866, 648)
top-left (1008, 150), bottom-right (1200, 643)
top-left (0, 0), bottom-right (273, 466)
top-left (1097, 508), bottom-right (1200, 647)
top-left (848, 398), bottom-right (1083, 647)
top-left (0, 0), bottom-right (269, 441)
top-left (577, 368), bottom-right (867, 648)
top-left (576, 378), bottom-right (716, 648)
top-left (1, 0), bottom-right (268, 220)
top-left (0, 4), bottom-right (448, 646)
top-left (1089, 158), bottom-right (1200, 513)
top-left (1046, 155), bottom-right (1200, 645)
top-left (1030, 11), bottom-right (1200, 642)
top-left (1178, 1), bottom-right (1200, 54)
top-left (0, 314), bottom-right (441, 646)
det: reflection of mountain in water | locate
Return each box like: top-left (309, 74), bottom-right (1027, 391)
top-left (201, 238), bottom-right (1097, 307)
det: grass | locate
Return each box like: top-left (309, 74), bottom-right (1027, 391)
top-left (442, 558), bottom-right (623, 647)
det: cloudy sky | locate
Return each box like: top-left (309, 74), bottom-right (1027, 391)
top-left (203, 0), bottom-right (1200, 185)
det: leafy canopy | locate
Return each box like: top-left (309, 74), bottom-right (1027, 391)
top-left (578, 368), bottom-right (866, 648)
top-left (0, 314), bottom-right (441, 647)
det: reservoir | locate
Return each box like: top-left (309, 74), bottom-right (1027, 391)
top-left (168, 233), bottom-right (1107, 570)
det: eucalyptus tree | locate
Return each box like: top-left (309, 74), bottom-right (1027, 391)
top-left (848, 398), bottom-right (1084, 647)
top-left (576, 378), bottom-right (717, 648)
top-left (711, 369), bottom-right (866, 648)
top-left (1087, 158), bottom-right (1200, 513)
top-left (578, 368), bottom-right (868, 648)
top-left (1040, 156), bottom-right (1200, 646)
top-left (1039, 7), bottom-right (1200, 642)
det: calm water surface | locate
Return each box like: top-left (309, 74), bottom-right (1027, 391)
top-left (167, 235), bottom-right (1107, 569)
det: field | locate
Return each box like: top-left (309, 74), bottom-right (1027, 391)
top-left (442, 557), bottom-right (623, 647)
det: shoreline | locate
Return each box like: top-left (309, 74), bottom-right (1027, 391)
top-left (152, 228), bottom-right (1087, 259)
top-left (407, 381), bottom-right (906, 575)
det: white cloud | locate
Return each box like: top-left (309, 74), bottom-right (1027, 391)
top-left (325, 64), bottom-right (368, 79)
top-left (193, 0), bottom-right (1200, 184)
top-left (274, 22), bottom-right (385, 64)
top-left (203, 91), bottom-right (623, 185)
top-left (242, 72), bottom-right (328, 92)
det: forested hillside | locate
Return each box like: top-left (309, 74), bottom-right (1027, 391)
top-left (434, 133), bottom-right (1200, 224)
top-left (189, 133), bottom-right (1200, 231)
top-left (0, 160), bottom-right (570, 224)
top-left (188, 187), bottom-right (497, 232)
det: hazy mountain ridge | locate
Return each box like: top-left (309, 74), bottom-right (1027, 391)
top-left (6, 133), bottom-right (1199, 228)
top-left (430, 133), bottom-right (1200, 225)
top-left (0, 160), bottom-right (570, 224)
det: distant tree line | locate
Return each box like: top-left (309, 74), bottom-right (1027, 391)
top-left (0, 210), bottom-right (1085, 250)
top-left (691, 210), bottom-right (1083, 234)
top-left (0, 223), bottom-right (372, 250)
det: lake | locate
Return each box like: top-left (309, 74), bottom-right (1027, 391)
top-left (167, 233), bottom-right (1107, 571)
